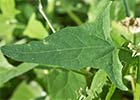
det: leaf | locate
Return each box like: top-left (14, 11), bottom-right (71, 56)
top-left (0, 50), bottom-right (13, 69)
top-left (110, 0), bottom-right (126, 20)
top-left (111, 21), bottom-right (133, 46)
top-left (10, 81), bottom-right (44, 100)
top-left (85, 70), bottom-right (107, 100)
top-left (0, 0), bottom-right (19, 42)
top-left (0, 0), bottom-right (19, 19)
top-left (23, 13), bottom-right (49, 39)
top-left (0, 52), bottom-right (37, 86)
top-left (127, 0), bottom-right (135, 17)
top-left (0, 17), bottom-right (16, 42)
top-left (110, 0), bottom-right (135, 20)
top-left (1, 1), bottom-right (127, 90)
top-left (46, 69), bottom-right (86, 100)
top-left (88, 0), bottom-right (110, 22)
top-left (56, 0), bottom-right (83, 13)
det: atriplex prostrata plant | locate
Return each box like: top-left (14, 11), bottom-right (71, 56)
top-left (0, 0), bottom-right (140, 100)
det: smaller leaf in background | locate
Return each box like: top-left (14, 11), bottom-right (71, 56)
top-left (85, 70), bottom-right (107, 100)
top-left (88, 0), bottom-right (110, 22)
top-left (111, 21), bottom-right (133, 46)
top-left (111, 0), bottom-right (135, 20)
top-left (0, 50), bottom-right (13, 69)
top-left (47, 69), bottom-right (86, 100)
top-left (0, 58), bottom-right (37, 86)
top-left (0, 17), bottom-right (16, 42)
top-left (23, 13), bottom-right (48, 39)
top-left (119, 45), bottom-right (134, 73)
top-left (111, 0), bottom-right (126, 20)
top-left (0, 0), bottom-right (19, 42)
top-left (56, 0), bottom-right (82, 13)
top-left (127, 0), bottom-right (135, 17)
top-left (0, 0), bottom-right (19, 19)
top-left (10, 81), bottom-right (45, 100)
top-left (33, 67), bottom-right (49, 92)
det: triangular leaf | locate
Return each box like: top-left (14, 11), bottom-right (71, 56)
top-left (85, 70), bottom-right (107, 99)
top-left (0, 0), bottom-right (19, 19)
top-left (47, 69), bottom-right (86, 100)
top-left (23, 13), bottom-right (48, 39)
top-left (11, 81), bottom-right (43, 100)
top-left (0, 51), bottom-right (37, 86)
top-left (1, 0), bottom-right (127, 90)
top-left (0, 0), bottom-right (19, 42)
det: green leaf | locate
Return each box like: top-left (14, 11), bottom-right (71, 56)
top-left (0, 0), bottom-right (19, 42)
top-left (128, 0), bottom-right (135, 16)
top-left (0, 17), bottom-right (16, 42)
top-left (0, 50), bottom-right (13, 69)
top-left (0, 53), bottom-right (37, 86)
top-left (111, 21), bottom-right (133, 46)
top-left (10, 81), bottom-right (44, 100)
top-left (23, 13), bottom-right (49, 39)
top-left (88, 0), bottom-right (110, 22)
top-left (1, 1), bottom-right (127, 90)
top-left (111, 0), bottom-right (126, 20)
top-left (85, 70), bottom-right (107, 100)
top-left (47, 69), bottom-right (86, 100)
top-left (111, 0), bottom-right (135, 20)
top-left (0, 0), bottom-right (19, 19)
top-left (56, 0), bottom-right (83, 13)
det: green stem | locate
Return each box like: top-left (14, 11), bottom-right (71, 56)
top-left (47, 0), bottom-right (55, 14)
top-left (137, 57), bottom-right (140, 84)
top-left (105, 84), bottom-right (116, 100)
top-left (133, 34), bottom-right (136, 45)
top-left (130, 75), bottom-right (135, 92)
top-left (123, 0), bottom-right (130, 17)
top-left (67, 10), bottom-right (83, 25)
top-left (118, 47), bottom-right (132, 53)
top-left (133, 33), bottom-right (139, 82)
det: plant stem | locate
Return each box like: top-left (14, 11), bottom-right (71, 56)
top-left (118, 47), bottom-right (132, 53)
top-left (38, 0), bottom-right (56, 33)
top-left (133, 33), bottom-right (140, 83)
top-left (105, 84), bottom-right (116, 100)
top-left (67, 10), bottom-right (83, 25)
top-left (137, 57), bottom-right (140, 84)
top-left (123, 0), bottom-right (130, 17)
top-left (130, 75), bottom-right (135, 92)
top-left (47, 0), bottom-right (55, 14)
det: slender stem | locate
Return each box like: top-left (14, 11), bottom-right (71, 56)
top-left (105, 84), bottom-right (116, 100)
top-left (67, 10), bottom-right (83, 25)
top-left (133, 33), bottom-right (140, 84)
top-left (137, 57), bottom-right (140, 84)
top-left (123, 0), bottom-right (130, 17)
top-left (130, 75), bottom-right (135, 92)
top-left (38, 0), bottom-right (56, 33)
top-left (117, 47), bottom-right (132, 53)
top-left (47, 0), bottom-right (55, 14)
top-left (133, 34), bottom-right (136, 45)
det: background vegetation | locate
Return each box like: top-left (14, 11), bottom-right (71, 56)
top-left (0, 0), bottom-right (140, 100)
